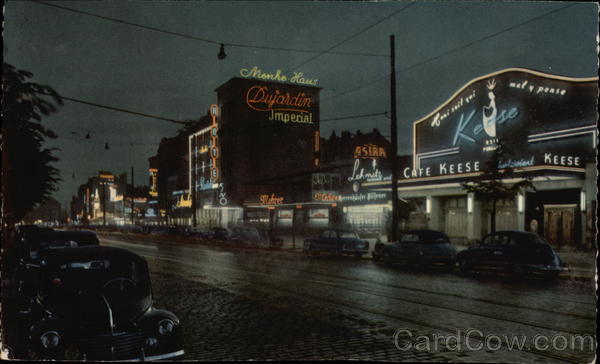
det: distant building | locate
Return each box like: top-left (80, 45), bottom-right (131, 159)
top-left (70, 171), bottom-right (139, 226)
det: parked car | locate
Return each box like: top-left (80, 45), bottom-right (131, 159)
top-left (456, 230), bottom-right (567, 278)
top-left (21, 229), bottom-right (100, 263)
top-left (373, 230), bottom-right (457, 269)
top-left (204, 227), bottom-right (233, 243)
top-left (6, 246), bottom-right (184, 361)
top-left (230, 226), bottom-right (283, 248)
top-left (303, 229), bottom-right (369, 257)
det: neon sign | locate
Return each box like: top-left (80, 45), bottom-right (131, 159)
top-left (240, 66), bottom-right (319, 86)
top-left (313, 192), bottom-right (340, 202)
top-left (210, 104), bottom-right (220, 182)
top-left (149, 168), bottom-right (158, 197)
top-left (259, 193), bottom-right (284, 205)
top-left (413, 68), bottom-right (597, 179)
top-left (348, 159), bottom-right (384, 183)
top-left (354, 144), bottom-right (387, 159)
top-left (245, 85), bottom-right (313, 113)
top-left (218, 183), bottom-right (228, 206)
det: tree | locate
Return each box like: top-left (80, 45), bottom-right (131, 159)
top-left (462, 140), bottom-right (535, 233)
top-left (2, 63), bottom-right (62, 230)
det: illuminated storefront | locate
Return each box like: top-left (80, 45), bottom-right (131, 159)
top-left (366, 68), bottom-right (597, 248)
top-left (339, 141), bottom-right (392, 234)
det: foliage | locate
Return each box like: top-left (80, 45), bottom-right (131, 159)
top-left (2, 63), bottom-right (63, 223)
top-left (462, 140), bottom-right (535, 232)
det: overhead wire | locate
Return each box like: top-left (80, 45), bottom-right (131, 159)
top-left (320, 3), bottom-right (579, 105)
top-left (32, 0), bottom-right (388, 57)
top-left (287, 2), bottom-right (416, 73)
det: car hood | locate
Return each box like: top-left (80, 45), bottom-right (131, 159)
top-left (42, 282), bottom-right (152, 329)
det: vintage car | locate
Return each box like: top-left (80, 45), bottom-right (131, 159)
top-left (13, 229), bottom-right (101, 309)
top-left (20, 229), bottom-right (100, 263)
top-left (7, 246), bottom-right (184, 361)
top-left (203, 227), bottom-right (233, 243)
top-left (303, 228), bottom-right (369, 257)
top-left (373, 230), bottom-right (457, 269)
top-left (456, 230), bottom-right (567, 278)
top-left (230, 226), bottom-right (283, 248)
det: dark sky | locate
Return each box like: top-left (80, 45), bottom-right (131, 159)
top-left (4, 1), bottom-right (598, 208)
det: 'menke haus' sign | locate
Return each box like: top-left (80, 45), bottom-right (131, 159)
top-left (408, 68), bottom-right (598, 179)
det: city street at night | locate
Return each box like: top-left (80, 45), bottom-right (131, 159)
top-left (3, 1), bottom-right (598, 362)
top-left (99, 233), bottom-right (595, 363)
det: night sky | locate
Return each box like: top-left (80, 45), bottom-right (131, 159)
top-left (4, 1), bottom-right (598, 209)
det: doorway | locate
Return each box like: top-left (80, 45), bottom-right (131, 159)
top-left (543, 204), bottom-right (576, 249)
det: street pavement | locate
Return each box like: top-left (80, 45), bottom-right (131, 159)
top-left (99, 233), bottom-right (596, 363)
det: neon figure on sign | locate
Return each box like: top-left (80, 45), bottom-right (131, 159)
top-left (482, 79), bottom-right (497, 137)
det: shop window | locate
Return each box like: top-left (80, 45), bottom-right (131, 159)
top-left (443, 197), bottom-right (466, 209)
top-left (309, 209), bottom-right (329, 219)
top-left (277, 210), bottom-right (293, 219)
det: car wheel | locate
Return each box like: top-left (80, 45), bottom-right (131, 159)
top-left (458, 257), bottom-right (470, 274)
top-left (383, 251), bottom-right (393, 265)
top-left (372, 251), bottom-right (380, 262)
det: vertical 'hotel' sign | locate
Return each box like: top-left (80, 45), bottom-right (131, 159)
top-left (210, 104), bottom-right (220, 182)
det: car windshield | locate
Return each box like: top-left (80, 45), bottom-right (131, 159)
top-left (518, 233), bottom-right (550, 246)
top-left (400, 234), bottom-right (420, 243)
top-left (339, 231), bottom-right (359, 239)
top-left (400, 231), bottom-right (450, 244)
top-left (29, 233), bottom-right (98, 260)
top-left (45, 256), bottom-right (150, 296)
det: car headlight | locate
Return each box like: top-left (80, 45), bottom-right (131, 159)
top-left (158, 319), bottom-right (174, 335)
top-left (40, 331), bottom-right (60, 349)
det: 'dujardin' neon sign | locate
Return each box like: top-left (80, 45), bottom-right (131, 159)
top-left (245, 85), bottom-right (315, 125)
top-left (241, 66), bottom-right (318, 125)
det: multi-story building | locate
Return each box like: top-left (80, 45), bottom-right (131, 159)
top-left (70, 171), bottom-right (136, 226)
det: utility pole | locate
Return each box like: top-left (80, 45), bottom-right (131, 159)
top-left (131, 166), bottom-right (135, 225)
top-left (390, 35), bottom-right (400, 242)
top-left (191, 137), bottom-right (197, 228)
top-left (102, 182), bottom-right (107, 227)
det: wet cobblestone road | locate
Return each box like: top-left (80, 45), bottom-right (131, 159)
top-left (150, 271), bottom-right (447, 361)
top-left (103, 235), bottom-right (596, 363)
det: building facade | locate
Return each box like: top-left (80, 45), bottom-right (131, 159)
top-left (365, 68), bottom-right (597, 249)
